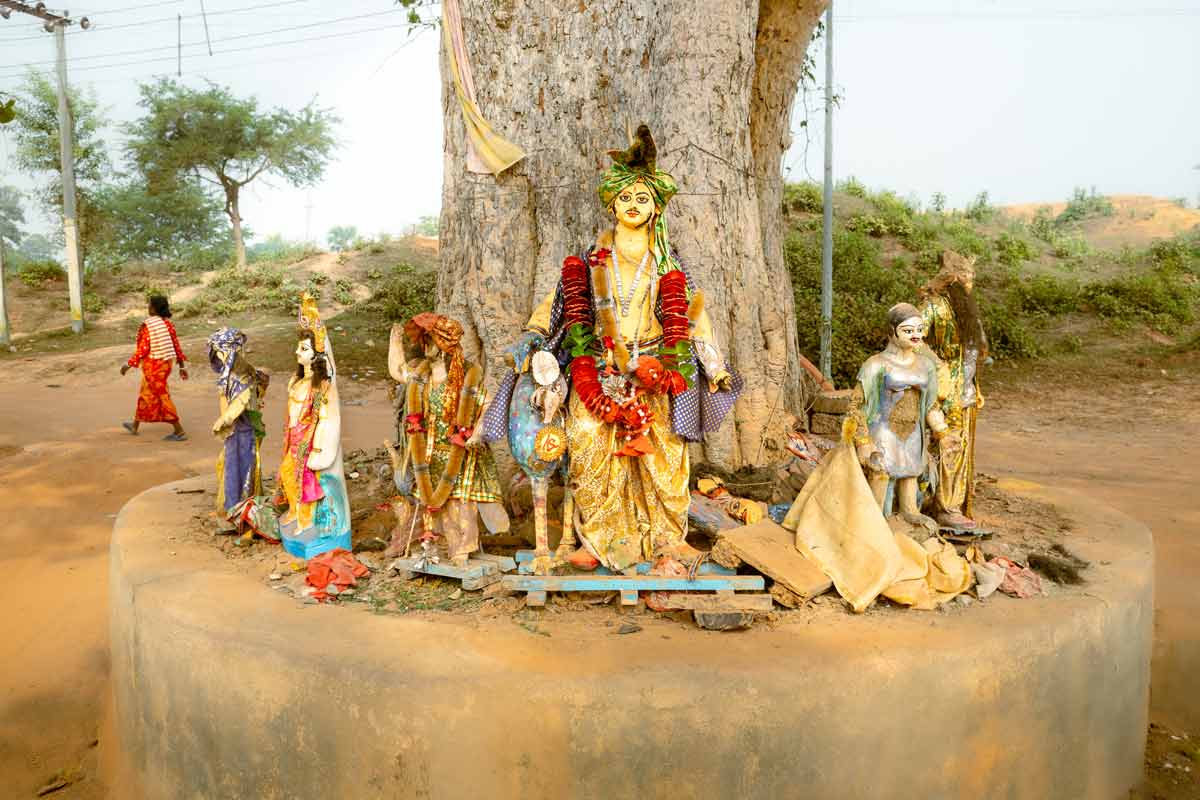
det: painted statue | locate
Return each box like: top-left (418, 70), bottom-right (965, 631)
top-left (120, 293), bottom-right (188, 441)
top-left (848, 303), bottom-right (959, 532)
top-left (383, 313), bottom-right (507, 568)
top-left (918, 251), bottom-right (988, 530)
top-left (506, 349), bottom-right (571, 575)
top-left (207, 327), bottom-right (269, 539)
top-left (483, 125), bottom-right (742, 573)
top-left (275, 294), bottom-right (352, 559)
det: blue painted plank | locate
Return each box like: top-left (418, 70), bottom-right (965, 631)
top-left (501, 574), bottom-right (764, 592)
top-left (513, 550), bottom-right (735, 576)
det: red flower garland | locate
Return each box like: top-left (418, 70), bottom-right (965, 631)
top-left (558, 253), bottom-right (692, 456)
top-left (561, 256), bottom-right (591, 328)
top-left (658, 269), bottom-right (690, 346)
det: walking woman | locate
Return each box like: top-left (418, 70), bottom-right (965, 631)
top-left (121, 294), bottom-right (189, 440)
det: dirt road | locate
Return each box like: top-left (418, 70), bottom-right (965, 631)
top-left (0, 352), bottom-right (392, 798)
top-left (0, 347), bottom-right (1195, 797)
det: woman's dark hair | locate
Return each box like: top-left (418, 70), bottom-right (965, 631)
top-left (886, 302), bottom-right (922, 335)
top-left (148, 294), bottom-right (172, 319)
top-left (294, 329), bottom-right (331, 385)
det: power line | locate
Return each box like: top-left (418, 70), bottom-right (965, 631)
top-left (0, 22), bottom-right (415, 79)
top-left (834, 7), bottom-right (1200, 22)
top-left (75, 0), bottom-right (181, 15)
top-left (1, 6), bottom-right (407, 70)
top-left (0, 0), bottom-right (312, 42)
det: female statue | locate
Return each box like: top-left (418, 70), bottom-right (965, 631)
top-left (383, 313), bottom-right (507, 567)
top-left (207, 327), bottom-right (269, 539)
top-left (483, 125), bottom-right (741, 573)
top-left (275, 294), bottom-right (351, 559)
top-left (918, 251), bottom-right (988, 530)
top-left (848, 303), bottom-right (959, 532)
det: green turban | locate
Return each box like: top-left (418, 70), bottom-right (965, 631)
top-left (596, 125), bottom-right (680, 276)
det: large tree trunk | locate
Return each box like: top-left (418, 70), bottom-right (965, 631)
top-left (438, 0), bottom-right (826, 467)
top-left (227, 185), bottom-right (246, 268)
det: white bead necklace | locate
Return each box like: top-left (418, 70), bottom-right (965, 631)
top-left (610, 246), bottom-right (650, 319)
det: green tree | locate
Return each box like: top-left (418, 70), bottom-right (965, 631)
top-left (17, 233), bottom-right (58, 262)
top-left (126, 79), bottom-right (338, 267)
top-left (0, 186), bottom-right (25, 251)
top-left (9, 70), bottom-right (110, 266)
top-left (408, 215), bottom-right (439, 237)
top-left (88, 180), bottom-right (232, 266)
top-left (0, 91), bottom-right (15, 125)
top-left (327, 225), bottom-right (358, 252)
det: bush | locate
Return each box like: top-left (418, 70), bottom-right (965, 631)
top-left (1056, 187), bottom-right (1114, 225)
top-left (782, 181), bottom-right (823, 214)
top-left (837, 176), bottom-right (867, 199)
top-left (1083, 266), bottom-right (1197, 333)
top-left (178, 263), bottom-right (307, 317)
top-left (995, 232), bottom-right (1035, 267)
top-left (368, 262), bottom-right (437, 322)
top-left (788, 228), bottom-right (927, 386)
top-left (964, 191), bottom-right (995, 222)
top-left (18, 259), bottom-right (64, 288)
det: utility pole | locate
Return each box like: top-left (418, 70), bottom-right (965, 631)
top-left (819, 1), bottom-right (835, 381)
top-left (0, 2), bottom-right (91, 334)
top-left (0, 242), bottom-right (10, 348)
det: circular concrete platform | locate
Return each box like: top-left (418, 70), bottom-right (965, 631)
top-left (109, 477), bottom-right (1152, 799)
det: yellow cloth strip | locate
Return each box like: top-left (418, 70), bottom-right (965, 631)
top-left (442, 0), bottom-right (525, 176)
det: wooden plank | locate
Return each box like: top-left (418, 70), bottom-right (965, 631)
top-left (461, 572), bottom-right (501, 591)
top-left (501, 574), bottom-right (764, 592)
top-left (714, 519), bottom-right (832, 602)
top-left (657, 593), bottom-right (773, 612)
top-left (525, 590), bottom-right (547, 607)
top-left (513, 550), bottom-right (735, 576)
top-left (471, 553), bottom-right (517, 572)
top-left (390, 557), bottom-right (497, 583)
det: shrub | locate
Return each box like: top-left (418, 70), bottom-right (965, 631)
top-left (18, 259), bottom-right (64, 288)
top-left (995, 232), bottom-right (1035, 267)
top-left (782, 181), bottom-right (823, 215)
top-left (1056, 187), bottom-right (1114, 225)
top-left (964, 191), bottom-right (995, 222)
top-left (837, 176), bottom-right (867, 199)
top-left (368, 262), bottom-right (437, 322)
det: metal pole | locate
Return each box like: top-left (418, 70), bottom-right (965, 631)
top-left (55, 21), bottom-right (84, 334)
top-left (0, 242), bottom-right (10, 347)
top-left (819, 2), bottom-right (834, 382)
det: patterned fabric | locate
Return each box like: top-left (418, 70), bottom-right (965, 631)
top-left (565, 390), bottom-right (689, 571)
top-left (128, 317), bottom-right (185, 368)
top-left (134, 358), bottom-right (180, 423)
top-left (481, 249), bottom-right (741, 444)
top-left (207, 327), bottom-right (250, 401)
top-left (425, 381), bottom-right (502, 503)
top-left (216, 423), bottom-right (260, 513)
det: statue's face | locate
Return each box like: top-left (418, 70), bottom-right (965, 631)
top-left (959, 270), bottom-right (975, 293)
top-left (612, 180), bottom-right (655, 229)
top-left (296, 339), bottom-right (315, 367)
top-left (893, 317), bottom-right (925, 351)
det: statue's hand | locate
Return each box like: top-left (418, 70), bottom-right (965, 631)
top-left (465, 428), bottom-right (485, 449)
top-left (939, 431), bottom-right (963, 461)
top-left (857, 443), bottom-right (884, 472)
top-left (709, 370), bottom-right (733, 393)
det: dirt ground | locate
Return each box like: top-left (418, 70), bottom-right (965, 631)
top-left (0, 331), bottom-right (1197, 797)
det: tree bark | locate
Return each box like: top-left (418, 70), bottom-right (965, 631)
top-left (438, 0), bottom-right (827, 467)
top-left (227, 184), bottom-right (246, 268)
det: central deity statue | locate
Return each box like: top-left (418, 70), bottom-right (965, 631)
top-left (484, 125), bottom-right (741, 572)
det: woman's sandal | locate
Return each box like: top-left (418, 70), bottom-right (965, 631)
top-left (163, 432), bottom-right (188, 442)
top-left (122, 422), bottom-right (138, 435)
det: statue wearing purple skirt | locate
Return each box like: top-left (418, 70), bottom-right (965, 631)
top-left (208, 327), bottom-right (270, 541)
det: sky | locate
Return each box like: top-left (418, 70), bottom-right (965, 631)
top-left (0, 0), bottom-right (1198, 247)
